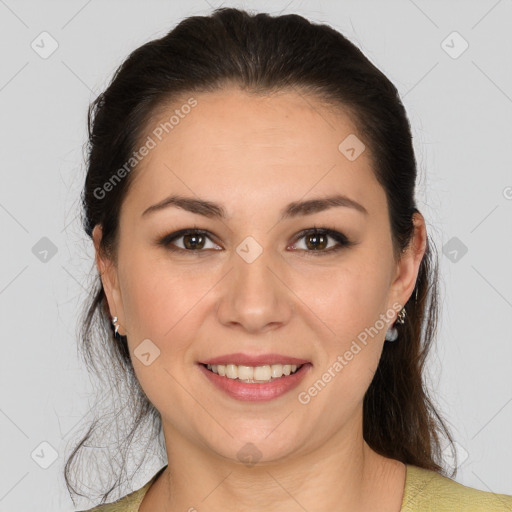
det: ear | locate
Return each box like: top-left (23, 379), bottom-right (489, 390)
top-left (387, 212), bottom-right (427, 313)
top-left (92, 224), bottom-right (126, 336)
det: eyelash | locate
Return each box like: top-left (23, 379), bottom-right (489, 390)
top-left (157, 225), bottom-right (356, 257)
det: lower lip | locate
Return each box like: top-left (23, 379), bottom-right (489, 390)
top-left (198, 363), bottom-right (312, 402)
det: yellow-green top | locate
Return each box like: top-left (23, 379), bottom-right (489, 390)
top-left (78, 464), bottom-right (512, 511)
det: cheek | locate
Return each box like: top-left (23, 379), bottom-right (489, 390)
top-left (118, 251), bottom-right (213, 344)
top-left (301, 275), bottom-right (388, 424)
top-left (304, 256), bottom-right (391, 394)
top-left (317, 258), bottom-right (391, 341)
top-left (117, 256), bottom-right (206, 412)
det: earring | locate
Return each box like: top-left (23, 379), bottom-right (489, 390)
top-left (112, 316), bottom-right (120, 337)
top-left (385, 307), bottom-right (406, 342)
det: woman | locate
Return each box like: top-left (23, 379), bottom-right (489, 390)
top-left (68, 7), bottom-right (512, 511)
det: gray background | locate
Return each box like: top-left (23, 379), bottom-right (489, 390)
top-left (0, 0), bottom-right (511, 510)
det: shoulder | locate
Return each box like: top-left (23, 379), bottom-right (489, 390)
top-left (402, 464), bottom-right (512, 511)
top-left (75, 482), bottom-right (151, 512)
top-left (75, 466), bottom-right (166, 512)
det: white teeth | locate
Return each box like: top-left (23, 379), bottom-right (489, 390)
top-left (271, 364), bottom-right (283, 378)
top-left (253, 365), bottom-right (271, 381)
top-left (205, 363), bottom-right (302, 382)
top-left (226, 364), bottom-right (237, 379)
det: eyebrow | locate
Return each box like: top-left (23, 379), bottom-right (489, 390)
top-left (141, 193), bottom-right (368, 220)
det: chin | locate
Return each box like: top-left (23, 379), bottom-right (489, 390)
top-left (206, 428), bottom-right (307, 467)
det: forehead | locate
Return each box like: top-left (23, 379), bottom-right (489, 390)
top-left (122, 87), bottom-right (386, 220)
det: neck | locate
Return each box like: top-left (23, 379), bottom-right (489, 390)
top-left (141, 418), bottom-right (406, 512)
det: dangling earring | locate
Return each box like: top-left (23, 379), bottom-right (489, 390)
top-left (385, 307), bottom-right (406, 342)
top-left (112, 316), bottom-right (120, 337)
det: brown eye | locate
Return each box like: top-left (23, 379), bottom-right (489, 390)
top-left (304, 232), bottom-right (329, 251)
top-left (158, 229), bottom-right (221, 253)
top-left (290, 228), bottom-right (355, 256)
top-left (182, 232), bottom-right (206, 250)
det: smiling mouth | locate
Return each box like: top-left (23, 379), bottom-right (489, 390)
top-left (202, 363), bottom-right (304, 383)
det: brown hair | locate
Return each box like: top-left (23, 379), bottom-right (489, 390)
top-left (65, 7), bottom-right (455, 506)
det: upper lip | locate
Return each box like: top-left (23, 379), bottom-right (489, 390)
top-left (199, 353), bottom-right (310, 366)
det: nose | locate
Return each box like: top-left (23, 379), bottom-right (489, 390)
top-left (215, 242), bottom-right (294, 334)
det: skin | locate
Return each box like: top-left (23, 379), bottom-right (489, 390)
top-left (93, 86), bottom-right (426, 511)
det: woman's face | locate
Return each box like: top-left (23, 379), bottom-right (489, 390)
top-left (94, 87), bottom-right (425, 464)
